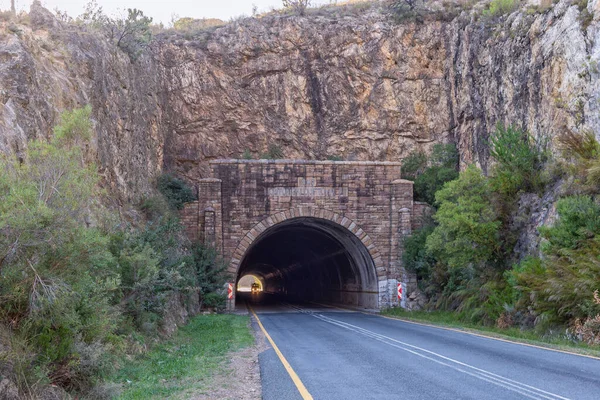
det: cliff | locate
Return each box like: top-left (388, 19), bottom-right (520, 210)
top-left (2, 0), bottom-right (600, 192)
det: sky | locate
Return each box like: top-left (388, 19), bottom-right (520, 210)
top-left (3, 0), bottom-right (332, 24)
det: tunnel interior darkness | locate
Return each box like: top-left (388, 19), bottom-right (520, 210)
top-left (236, 217), bottom-right (378, 309)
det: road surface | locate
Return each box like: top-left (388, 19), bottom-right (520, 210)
top-left (245, 295), bottom-right (600, 400)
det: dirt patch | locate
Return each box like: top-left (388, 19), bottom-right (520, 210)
top-left (189, 315), bottom-right (266, 400)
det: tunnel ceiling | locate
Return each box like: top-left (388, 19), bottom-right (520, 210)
top-left (237, 217), bottom-right (378, 308)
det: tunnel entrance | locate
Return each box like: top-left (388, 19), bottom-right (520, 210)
top-left (236, 217), bottom-right (378, 309)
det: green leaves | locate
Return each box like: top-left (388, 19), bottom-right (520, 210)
top-left (489, 124), bottom-right (547, 197)
top-left (540, 196), bottom-right (600, 251)
top-left (513, 196), bottom-right (600, 326)
top-left (53, 105), bottom-right (93, 144)
top-left (80, 2), bottom-right (152, 61)
top-left (426, 166), bottom-right (501, 272)
top-left (157, 174), bottom-right (196, 210)
top-left (114, 9), bottom-right (152, 61)
top-left (401, 143), bottom-right (459, 205)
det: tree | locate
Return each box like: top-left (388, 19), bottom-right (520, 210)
top-left (110, 8), bottom-right (152, 60)
top-left (80, 2), bottom-right (152, 61)
top-left (426, 165), bottom-right (501, 272)
top-left (282, 0), bottom-right (311, 16)
top-left (11, 0), bottom-right (15, 16)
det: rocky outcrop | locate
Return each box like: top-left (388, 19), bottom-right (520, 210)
top-left (156, 0), bottom-right (600, 179)
top-left (0, 3), bottom-right (167, 202)
top-left (157, 10), bottom-right (452, 179)
top-left (2, 1), bottom-right (600, 196)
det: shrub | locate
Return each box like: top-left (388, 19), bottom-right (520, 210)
top-left (426, 166), bottom-right (501, 277)
top-left (402, 224), bottom-right (435, 283)
top-left (0, 107), bottom-right (228, 395)
top-left (400, 151), bottom-right (427, 181)
top-left (53, 105), bottom-right (93, 144)
top-left (401, 143), bottom-right (459, 205)
top-left (260, 144), bottom-right (284, 159)
top-left (489, 124), bottom-right (547, 197)
top-left (513, 196), bottom-right (600, 327)
top-left (202, 292), bottom-right (227, 311)
top-left (572, 291), bottom-right (600, 345)
top-left (191, 244), bottom-right (227, 305)
top-left (282, 0), bottom-right (311, 16)
top-left (483, 0), bottom-right (519, 18)
top-left (156, 173), bottom-right (196, 210)
top-left (539, 196), bottom-right (600, 252)
top-left (513, 240), bottom-right (600, 326)
top-left (558, 129), bottom-right (600, 190)
top-left (0, 111), bottom-right (120, 391)
top-left (242, 149), bottom-right (253, 159)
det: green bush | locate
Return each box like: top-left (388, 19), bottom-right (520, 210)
top-left (489, 124), bottom-right (547, 197)
top-left (400, 151), bottom-right (427, 181)
top-left (260, 144), bottom-right (284, 159)
top-left (53, 104), bottom-right (93, 143)
top-left (401, 143), bottom-right (459, 205)
top-left (191, 244), bottom-right (227, 305)
top-left (513, 241), bottom-right (600, 326)
top-left (157, 173), bottom-right (196, 210)
top-left (242, 149), bottom-right (253, 159)
top-left (202, 292), bottom-right (227, 311)
top-left (426, 165), bottom-right (501, 271)
top-left (402, 225), bottom-right (435, 283)
top-left (539, 196), bottom-right (600, 252)
top-left (513, 196), bottom-right (600, 327)
top-left (558, 129), bottom-right (600, 190)
top-left (483, 0), bottom-right (519, 17)
top-left (0, 114), bottom-right (120, 391)
top-left (0, 107), bottom-right (225, 395)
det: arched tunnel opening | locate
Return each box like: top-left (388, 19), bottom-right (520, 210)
top-left (236, 217), bottom-right (378, 309)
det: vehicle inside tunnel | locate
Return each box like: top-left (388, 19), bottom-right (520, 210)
top-left (236, 217), bottom-right (378, 309)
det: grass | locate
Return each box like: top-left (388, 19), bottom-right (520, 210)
top-left (381, 308), bottom-right (600, 358)
top-left (111, 314), bottom-right (254, 399)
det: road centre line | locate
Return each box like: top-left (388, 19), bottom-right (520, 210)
top-left (282, 303), bottom-right (567, 399)
top-left (311, 313), bottom-right (570, 400)
top-left (249, 305), bottom-right (314, 400)
top-left (309, 301), bottom-right (600, 361)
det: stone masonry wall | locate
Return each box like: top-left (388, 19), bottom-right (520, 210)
top-left (208, 160), bottom-right (406, 282)
top-left (180, 159), bottom-right (421, 308)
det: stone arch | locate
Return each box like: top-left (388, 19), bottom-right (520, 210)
top-left (228, 207), bottom-right (384, 278)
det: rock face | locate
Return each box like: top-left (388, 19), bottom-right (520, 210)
top-left (158, 11), bottom-right (451, 180)
top-left (2, 1), bottom-right (600, 196)
top-left (0, 2), bottom-right (167, 202)
top-left (157, 0), bottom-right (600, 179)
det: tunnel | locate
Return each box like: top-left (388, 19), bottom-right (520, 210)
top-left (236, 217), bottom-right (378, 309)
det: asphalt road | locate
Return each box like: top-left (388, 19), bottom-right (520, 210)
top-left (246, 296), bottom-right (600, 400)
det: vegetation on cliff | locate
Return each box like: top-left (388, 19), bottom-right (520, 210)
top-left (0, 108), bottom-right (226, 398)
top-left (402, 125), bottom-right (600, 345)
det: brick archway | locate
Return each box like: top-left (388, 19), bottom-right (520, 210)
top-left (228, 207), bottom-right (384, 277)
top-left (180, 159), bottom-right (416, 309)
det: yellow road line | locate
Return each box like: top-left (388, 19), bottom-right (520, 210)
top-left (249, 306), bottom-right (314, 400)
top-left (311, 302), bottom-right (600, 361)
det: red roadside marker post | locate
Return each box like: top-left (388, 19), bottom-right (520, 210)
top-left (397, 282), bottom-right (405, 308)
top-left (227, 282), bottom-right (233, 310)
